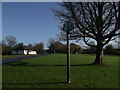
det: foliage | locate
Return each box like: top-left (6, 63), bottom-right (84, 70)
top-left (104, 44), bottom-right (120, 55)
top-left (2, 35), bottom-right (17, 55)
top-left (104, 44), bottom-right (115, 54)
top-left (47, 39), bottom-right (82, 54)
top-left (2, 45), bottom-right (13, 55)
top-left (54, 41), bottom-right (67, 53)
top-left (47, 38), bottom-right (56, 53)
top-left (34, 42), bottom-right (44, 54)
top-left (70, 43), bottom-right (83, 54)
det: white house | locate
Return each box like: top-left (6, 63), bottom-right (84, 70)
top-left (12, 43), bottom-right (37, 55)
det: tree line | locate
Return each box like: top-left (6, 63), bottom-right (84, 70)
top-left (47, 38), bottom-right (83, 54)
top-left (83, 44), bottom-right (120, 55)
top-left (1, 36), bottom-right (83, 55)
top-left (1, 35), bottom-right (44, 55)
top-left (1, 35), bottom-right (119, 55)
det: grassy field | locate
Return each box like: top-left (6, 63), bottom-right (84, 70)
top-left (2, 54), bottom-right (119, 88)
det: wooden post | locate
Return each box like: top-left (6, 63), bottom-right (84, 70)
top-left (67, 32), bottom-right (70, 83)
top-left (62, 20), bottom-right (74, 84)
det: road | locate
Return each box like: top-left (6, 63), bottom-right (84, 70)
top-left (0, 54), bottom-right (49, 64)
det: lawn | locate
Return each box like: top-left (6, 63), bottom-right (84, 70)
top-left (2, 54), bottom-right (119, 88)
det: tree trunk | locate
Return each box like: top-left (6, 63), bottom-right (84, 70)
top-left (93, 45), bottom-right (104, 65)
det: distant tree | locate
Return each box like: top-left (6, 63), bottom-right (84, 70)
top-left (48, 40), bottom-right (83, 54)
top-left (89, 46), bottom-right (96, 54)
top-left (2, 35), bottom-right (17, 55)
top-left (54, 41), bottom-right (67, 53)
top-left (28, 44), bottom-right (33, 47)
top-left (34, 42), bottom-right (44, 54)
top-left (47, 38), bottom-right (55, 53)
top-left (2, 46), bottom-right (13, 55)
top-left (70, 43), bottom-right (83, 54)
top-left (104, 44), bottom-right (115, 54)
top-left (53, 2), bottom-right (120, 64)
top-left (3, 35), bottom-right (17, 47)
top-left (88, 42), bottom-right (96, 54)
top-left (0, 43), bottom-right (2, 55)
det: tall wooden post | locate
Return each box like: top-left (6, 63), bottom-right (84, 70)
top-left (67, 32), bottom-right (70, 83)
top-left (62, 20), bottom-right (74, 84)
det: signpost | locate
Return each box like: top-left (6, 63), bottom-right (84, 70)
top-left (62, 20), bottom-right (74, 83)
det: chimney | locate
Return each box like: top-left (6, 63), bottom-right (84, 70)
top-left (21, 43), bottom-right (23, 45)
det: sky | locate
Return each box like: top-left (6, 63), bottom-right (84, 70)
top-left (0, 2), bottom-right (2, 41)
top-left (2, 2), bottom-right (119, 49)
top-left (2, 2), bottom-right (61, 49)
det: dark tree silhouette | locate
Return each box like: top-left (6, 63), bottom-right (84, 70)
top-left (53, 2), bottom-right (120, 65)
top-left (2, 35), bottom-right (17, 55)
top-left (70, 43), bottom-right (83, 54)
top-left (47, 38), bottom-right (55, 53)
top-left (3, 35), bottom-right (17, 47)
top-left (104, 44), bottom-right (115, 54)
top-left (54, 41), bottom-right (67, 53)
top-left (34, 42), bottom-right (44, 54)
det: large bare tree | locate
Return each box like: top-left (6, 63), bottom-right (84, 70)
top-left (53, 2), bottom-right (120, 65)
top-left (3, 35), bottom-right (17, 47)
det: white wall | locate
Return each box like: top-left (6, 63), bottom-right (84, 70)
top-left (24, 50), bottom-right (28, 55)
top-left (12, 50), bottom-right (37, 55)
top-left (24, 50), bottom-right (37, 55)
top-left (29, 51), bottom-right (37, 55)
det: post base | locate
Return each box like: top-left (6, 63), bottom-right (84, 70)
top-left (67, 81), bottom-right (70, 83)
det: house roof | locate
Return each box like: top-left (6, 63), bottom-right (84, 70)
top-left (13, 43), bottom-right (35, 51)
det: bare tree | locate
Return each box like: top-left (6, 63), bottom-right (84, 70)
top-left (47, 38), bottom-right (56, 53)
top-left (53, 2), bottom-right (120, 65)
top-left (3, 35), bottom-right (17, 47)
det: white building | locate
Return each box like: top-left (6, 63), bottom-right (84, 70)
top-left (12, 43), bottom-right (37, 55)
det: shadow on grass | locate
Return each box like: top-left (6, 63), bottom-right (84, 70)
top-left (4, 62), bottom-right (28, 66)
top-left (4, 60), bottom-right (110, 67)
top-left (3, 82), bottom-right (67, 85)
top-left (4, 61), bottom-right (93, 67)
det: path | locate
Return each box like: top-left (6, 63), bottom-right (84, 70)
top-left (0, 54), bottom-right (49, 64)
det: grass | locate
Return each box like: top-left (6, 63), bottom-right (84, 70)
top-left (2, 54), bottom-right (119, 88)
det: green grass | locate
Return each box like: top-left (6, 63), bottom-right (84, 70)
top-left (2, 55), bottom-right (30, 59)
top-left (2, 54), bottom-right (119, 88)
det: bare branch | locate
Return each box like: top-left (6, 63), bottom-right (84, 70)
top-left (53, 2), bottom-right (120, 47)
